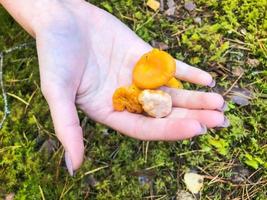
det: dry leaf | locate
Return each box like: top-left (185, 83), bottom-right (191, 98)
top-left (39, 139), bottom-right (57, 155)
top-left (184, 1), bottom-right (196, 12)
top-left (231, 166), bottom-right (249, 184)
top-left (230, 87), bottom-right (252, 106)
top-left (151, 40), bottom-right (169, 50)
top-left (233, 66), bottom-right (245, 76)
top-left (165, 0), bottom-right (176, 16)
top-left (176, 190), bottom-right (194, 200)
top-left (86, 175), bottom-right (98, 187)
top-left (231, 95), bottom-right (249, 106)
top-left (147, 0), bottom-right (160, 11)
top-left (5, 193), bottom-right (15, 200)
top-left (184, 172), bottom-right (204, 194)
top-left (246, 58), bottom-right (260, 67)
top-left (167, 0), bottom-right (175, 8)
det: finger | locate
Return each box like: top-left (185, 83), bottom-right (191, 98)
top-left (42, 86), bottom-right (84, 175)
top-left (175, 60), bottom-right (215, 87)
top-left (104, 111), bottom-right (207, 140)
top-left (161, 87), bottom-right (226, 111)
top-left (168, 108), bottom-right (228, 128)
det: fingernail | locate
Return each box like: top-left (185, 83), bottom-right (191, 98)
top-left (65, 151), bottom-right (74, 176)
top-left (208, 80), bottom-right (216, 88)
top-left (198, 124), bottom-right (207, 135)
top-left (218, 102), bottom-right (228, 112)
top-left (219, 117), bottom-right (230, 128)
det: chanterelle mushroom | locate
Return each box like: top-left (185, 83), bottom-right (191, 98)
top-left (165, 77), bottom-right (183, 89)
top-left (138, 90), bottom-right (172, 118)
top-left (113, 85), bottom-right (143, 113)
top-left (133, 49), bottom-right (176, 89)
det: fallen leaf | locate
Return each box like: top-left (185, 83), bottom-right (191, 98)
top-left (165, 0), bottom-right (176, 16)
top-left (233, 66), bottom-right (245, 77)
top-left (151, 40), bottom-right (169, 50)
top-left (167, 0), bottom-right (175, 8)
top-left (5, 193), bottom-right (15, 200)
top-left (184, 1), bottom-right (196, 12)
top-left (231, 166), bottom-right (249, 184)
top-left (184, 172), bottom-right (204, 194)
top-left (39, 139), bottom-right (57, 155)
top-left (232, 87), bottom-right (252, 97)
top-left (176, 190), bottom-right (194, 200)
top-left (231, 95), bottom-right (249, 106)
top-left (147, 0), bottom-right (160, 11)
top-left (230, 87), bottom-right (252, 106)
top-left (85, 175), bottom-right (98, 187)
top-left (246, 58), bottom-right (260, 67)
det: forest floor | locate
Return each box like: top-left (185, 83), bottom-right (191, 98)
top-left (0, 0), bottom-right (266, 199)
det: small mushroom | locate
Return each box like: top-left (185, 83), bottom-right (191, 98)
top-left (133, 49), bottom-right (176, 89)
top-left (112, 85), bottom-right (143, 113)
top-left (138, 89), bottom-right (172, 118)
top-left (165, 77), bottom-right (183, 89)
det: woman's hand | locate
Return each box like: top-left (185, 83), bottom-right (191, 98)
top-left (1, 0), bottom-right (228, 175)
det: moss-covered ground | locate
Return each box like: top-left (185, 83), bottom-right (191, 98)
top-left (0, 0), bottom-right (266, 199)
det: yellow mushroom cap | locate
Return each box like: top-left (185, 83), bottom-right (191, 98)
top-left (165, 77), bottom-right (183, 89)
top-left (133, 49), bottom-right (176, 89)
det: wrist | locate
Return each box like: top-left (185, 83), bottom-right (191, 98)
top-left (1, 0), bottom-right (84, 37)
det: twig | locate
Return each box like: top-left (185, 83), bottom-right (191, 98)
top-left (135, 10), bottom-right (159, 32)
top-left (7, 92), bottom-right (29, 106)
top-left (0, 42), bottom-right (35, 129)
top-left (143, 195), bottom-right (167, 199)
top-left (160, 0), bottom-right (164, 11)
top-left (223, 71), bottom-right (244, 96)
top-left (205, 175), bottom-right (229, 185)
top-left (39, 185), bottom-right (46, 200)
top-left (83, 165), bottom-right (109, 176)
top-left (0, 52), bottom-right (10, 128)
top-left (172, 26), bottom-right (194, 36)
top-left (145, 141), bottom-right (149, 163)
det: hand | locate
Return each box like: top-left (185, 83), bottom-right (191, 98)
top-left (1, 0), bottom-right (228, 174)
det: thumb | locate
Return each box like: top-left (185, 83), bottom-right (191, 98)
top-left (42, 86), bottom-right (84, 176)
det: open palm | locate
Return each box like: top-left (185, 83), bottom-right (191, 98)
top-left (35, 2), bottom-right (227, 173)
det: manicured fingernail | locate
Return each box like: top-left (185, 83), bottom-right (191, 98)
top-left (208, 80), bottom-right (216, 88)
top-left (219, 117), bottom-right (230, 128)
top-left (218, 102), bottom-right (228, 112)
top-left (198, 124), bottom-right (207, 135)
top-left (65, 151), bottom-right (73, 176)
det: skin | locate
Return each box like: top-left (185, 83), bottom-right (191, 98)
top-left (0, 0), bottom-right (228, 173)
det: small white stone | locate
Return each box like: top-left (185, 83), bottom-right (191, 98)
top-left (184, 172), bottom-right (204, 194)
top-left (194, 17), bottom-right (202, 24)
top-left (138, 90), bottom-right (172, 118)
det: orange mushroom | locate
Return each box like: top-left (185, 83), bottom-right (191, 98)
top-left (112, 85), bottom-right (143, 113)
top-left (165, 77), bottom-right (183, 89)
top-left (133, 49), bottom-right (176, 89)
